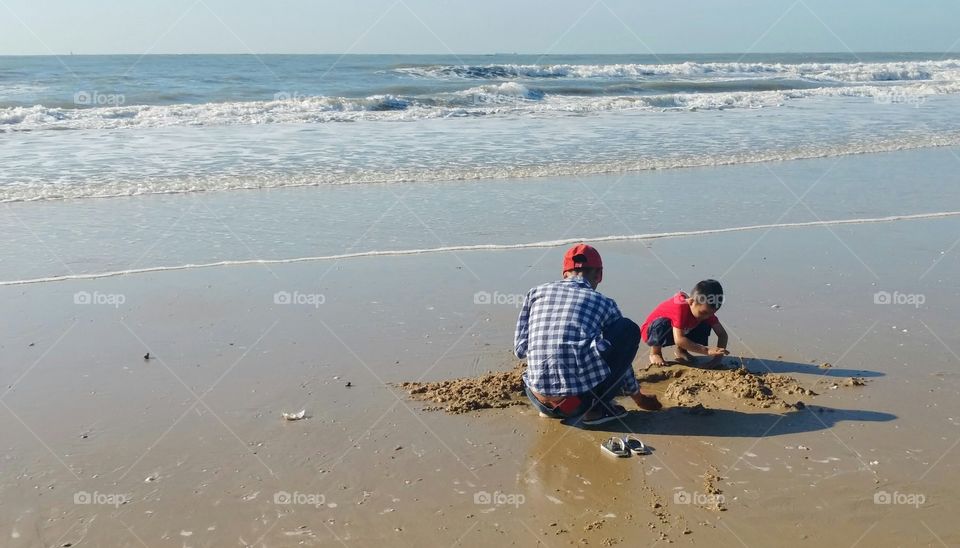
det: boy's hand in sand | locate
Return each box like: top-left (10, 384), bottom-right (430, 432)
top-left (703, 347), bottom-right (729, 369)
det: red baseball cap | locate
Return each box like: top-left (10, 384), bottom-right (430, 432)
top-left (562, 244), bottom-right (603, 275)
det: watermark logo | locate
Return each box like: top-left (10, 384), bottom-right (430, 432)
top-left (673, 490), bottom-right (725, 506)
top-left (469, 85), bottom-right (543, 107)
top-left (273, 91), bottom-right (309, 101)
top-left (687, 292), bottom-right (724, 309)
top-left (274, 291), bottom-right (325, 308)
top-left (473, 490), bottom-right (525, 508)
top-left (873, 291), bottom-right (924, 308)
top-left (273, 491), bottom-right (326, 507)
top-left (74, 90), bottom-right (125, 107)
top-left (473, 291), bottom-right (524, 308)
top-left (874, 490), bottom-right (925, 507)
top-left (74, 491), bottom-right (129, 508)
top-left (874, 91), bottom-right (925, 108)
top-left (74, 291), bottom-right (126, 308)
top-left (471, 92), bottom-right (523, 107)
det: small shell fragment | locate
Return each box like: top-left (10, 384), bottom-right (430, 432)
top-left (282, 410), bottom-right (306, 421)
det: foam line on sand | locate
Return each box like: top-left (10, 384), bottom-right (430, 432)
top-left (3, 211), bottom-right (958, 286)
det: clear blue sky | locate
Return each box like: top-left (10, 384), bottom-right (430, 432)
top-left (2, 0), bottom-right (958, 55)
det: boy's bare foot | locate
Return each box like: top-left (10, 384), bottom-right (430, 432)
top-left (675, 348), bottom-right (696, 365)
top-left (649, 349), bottom-right (666, 366)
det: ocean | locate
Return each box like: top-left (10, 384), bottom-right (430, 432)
top-left (2, 52), bottom-right (959, 283)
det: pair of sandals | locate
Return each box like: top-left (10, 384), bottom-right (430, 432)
top-left (601, 435), bottom-right (648, 457)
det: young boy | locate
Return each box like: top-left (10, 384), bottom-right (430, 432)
top-left (515, 244), bottom-right (661, 426)
top-left (641, 279), bottom-right (730, 368)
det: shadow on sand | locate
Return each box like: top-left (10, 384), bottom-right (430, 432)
top-left (582, 404), bottom-right (896, 437)
top-left (717, 356), bottom-right (885, 379)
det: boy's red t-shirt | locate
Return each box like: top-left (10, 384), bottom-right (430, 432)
top-left (640, 291), bottom-right (719, 343)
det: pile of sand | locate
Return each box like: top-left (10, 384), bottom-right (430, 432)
top-left (400, 362), bottom-right (829, 414)
top-left (397, 363), bottom-right (527, 414)
top-left (652, 365), bottom-right (816, 409)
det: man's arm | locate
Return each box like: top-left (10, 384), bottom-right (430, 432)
top-left (604, 299), bottom-right (624, 326)
top-left (514, 293), bottom-right (532, 359)
top-left (593, 301), bottom-right (622, 354)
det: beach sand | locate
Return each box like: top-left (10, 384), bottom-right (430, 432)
top-left (1, 212), bottom-right (959, 546)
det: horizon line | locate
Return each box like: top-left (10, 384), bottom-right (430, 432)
top-left (0, 50), bottom-right (955, 58)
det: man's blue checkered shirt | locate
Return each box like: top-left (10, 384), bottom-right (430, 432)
top-left (514, 276), bottom-right (639, 397)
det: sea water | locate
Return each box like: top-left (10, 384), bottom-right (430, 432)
top-left (2, 53), bottom-right (959, 282)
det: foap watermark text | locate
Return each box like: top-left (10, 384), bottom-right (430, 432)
top-left (874, 490), bottom-right (925, 508)
top-left (74, 490), bottom-right (130, 508)
top-left (874, 291), bottom-right (924, 308)
top-left (74, 91), bottom-right (125, 106)
top-left (473, 490), bottom-right (525, 508)
top-left (274, 291), bottom-right (325, 308)
top-left (74, 291), bottom-right (126, 308)
top-left (273, 491), bottom-right (327, 507)
top-left (674, 490), bottom-right (725, 507)
top-left (474, 291), bottom-right (524, 308)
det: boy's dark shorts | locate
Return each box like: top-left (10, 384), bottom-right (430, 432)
top-left (644, 317), bottom-right (710, 347)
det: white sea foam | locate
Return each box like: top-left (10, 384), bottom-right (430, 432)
top-left (1, 79), bottom-right (956, 132)
top-left (396, 59), bottom-right (960, 82)
top-left (2, 211), bottom-right (957, 286)
top-left (4, 131), bottom-right (960, 203)
top-left (456, 82), bottom-right (546, 102)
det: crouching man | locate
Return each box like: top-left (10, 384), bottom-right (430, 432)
top-left (515, 244), bottom-right (661, 426)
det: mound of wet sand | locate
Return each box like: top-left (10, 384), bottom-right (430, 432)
top-left (400, 362), bottom-right (832, 414)
top-left (643, 365), bottom-right (817, 409)
top-left (397, 363), bottom-right (527, 414)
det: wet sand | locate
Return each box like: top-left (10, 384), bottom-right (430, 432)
top-left (1, 215), bottom-right (959, 546)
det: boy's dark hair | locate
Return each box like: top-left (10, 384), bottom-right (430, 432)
top-left (691, 279), bottom-right (724, 310)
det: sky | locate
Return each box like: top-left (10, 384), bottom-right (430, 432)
top-left (1, 0), bottom-right (959, 55)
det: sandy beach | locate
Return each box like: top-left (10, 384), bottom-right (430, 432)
top-left (5, 2), bottom-right (960, 544)
top-left (2, 204), bottom-right (958, 547)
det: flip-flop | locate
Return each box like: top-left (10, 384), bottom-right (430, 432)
top-left (624, 436), bottom-right (648, 455)
top-left (601, 436), bottom-right (630, 458)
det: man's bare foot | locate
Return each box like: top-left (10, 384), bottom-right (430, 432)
top-left (632, 392), bottom-right (663, 411)
top-left (649, 349), bottom-right (666, 366)
top-left (581, 404), bottom-right (629, 425)
top-left (675, 348), bottom-right (696, 365)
